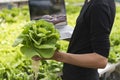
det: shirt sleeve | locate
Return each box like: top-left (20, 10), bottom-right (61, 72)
top-left (90, 4), bottom-right (111, 58)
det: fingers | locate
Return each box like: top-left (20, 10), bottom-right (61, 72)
top-left (32, 55), bottom-right (41, 61)
top-left (31, 50), bottom-right (60, 61)
top-left (52, 51), bottom-right (63, 62)
top-left (31, 55), bottom-right (52, 61)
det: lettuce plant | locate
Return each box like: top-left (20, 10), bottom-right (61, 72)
top-left (12, 20), bottom-right (60, 59)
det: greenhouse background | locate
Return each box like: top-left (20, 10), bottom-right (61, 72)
top-left (0, 0), bottom-right (120, 80)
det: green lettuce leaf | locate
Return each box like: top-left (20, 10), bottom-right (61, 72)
top-left (20, 46), bottom-right (39, 59)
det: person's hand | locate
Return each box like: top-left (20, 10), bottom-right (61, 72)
top-left (32, 55), bottom-right (41, 61)
top-left (31, 50), bottom-right (59, 61)
top-left (52, 50), bottom-right (63, 62)
top-left (31, 50), bottom-right (63, 62)
top-left (31, 55), bottom-right (51, 61)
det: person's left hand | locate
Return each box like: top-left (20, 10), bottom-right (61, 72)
top-left (31, 55), bottom-right (41, 61)
top-left (31, 50), bottom-right (58, 61)
top-left (31, 50), bottom-right (62, 62)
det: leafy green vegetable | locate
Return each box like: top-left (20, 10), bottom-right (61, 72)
top-left (12, 20), bottom-right (60, 59)
top-left (20, 46), bottom-right (39, 59)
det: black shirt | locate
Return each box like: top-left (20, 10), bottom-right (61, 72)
top-left (62, 0), bottom-right (116, 80)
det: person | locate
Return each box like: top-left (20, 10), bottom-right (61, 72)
top-left (32, 0), bottom-right (116, 80)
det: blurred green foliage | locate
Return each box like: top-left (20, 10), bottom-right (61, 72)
top-left (0, 0), bottom-right (120, 79)
top-left (109, 5), bottom-right (120, 62)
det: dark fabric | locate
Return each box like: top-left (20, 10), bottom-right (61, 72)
top-left (62, 0), bottom-right (116, 80)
